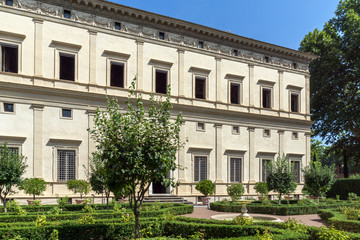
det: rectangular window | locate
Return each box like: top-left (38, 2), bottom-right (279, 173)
top-left (57, 150), bottom-right (76, 181)
top-left (264, 56), bottom-right (269, 63)
top-left (61, 108), bottom-right (72, 119)
top-left (159, 32), bottom-right (165, 40)
top-left (59, 53), bottom-right (75, 81)
top-left (114, 22), bottom-right (121, 30)
top-left (262, 88), bottom-right (271, 108)
top-left (194, 156), bottom-right (207, 182)
top-left (195, 77), bottom-right (206, 99)
top-left (262, 159), bottom-right (271, 182)
top-left (63, 9), bottom-right (71, 19)
top-left (155, 69), bottom-right (168, 94)
top-left (291, 93), bottom-right (299, 112)
top-left (3, 103), bottom-right (14, 113)
top-left (198, 41), bottom-right (204, 49)
top-left (230, 83), bottom-right (240, 104)
top-left (110, 62), bottom-right (124, 88)
top-left (0, 146), bottom-right (19, 159)
top-left (291, 160), bottom-right (300, 183)
top-left (264, 129), bottom-right (271, 137)
top-left (232, 126), bottom-right (240, 135)
top-left (292, 132), bottom-right (298, 140)
top-left (233, 49), bottom-right (238, 56)
top-left (1, 44), bottom-right (18, 73)
top-left (5, 0), bottom-right (13, 6)
top-left (230, 157), bottom-right (241, 182)
top-left (197, 122), bottom-right (205, 132)
top-left (293, 62), bottom-right (297, 69)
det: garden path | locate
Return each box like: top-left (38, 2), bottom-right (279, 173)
top-left (181, 206), bottom-right (326, 227)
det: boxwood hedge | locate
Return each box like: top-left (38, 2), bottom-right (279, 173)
top-left (326, 179), bottom-right (360, 200)
top-left (319, 208), bottom-right (360, 233)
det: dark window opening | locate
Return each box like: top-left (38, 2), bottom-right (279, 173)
top-left (159, 32), bottom-right (165, 40)
top-left (4, 103), bottom-right (14, 112)
top-left (291, 93), bottom-right (299, 112)
top-left (195, 77), bottom-right (206, 99)
top-left (155, 70), bottom-right (167, 94)
top-left (262, 159), bottom-right (271, 182)
top-left (5, 0), bottom-right (13, 6)
top-left (62, 109), bottom-right (72, 118)
top-left (262, 88), bottom-right (271, 108)
top-left (57, 150), bottom-right (76, 182)
top-left (292, 160), bottom-right (300, 183)
top-left (232, 126), bottom-right (239, 134)
top-left (64, 10), bottom-right (71, 19)
top-left (264, 56), bottom-right (269, 63)
top-left (59, 53), bottom-right (75, 81)
top-left (264, 129), bottom-right (270, 137)
top-left (110, 62), bottom-right (124, 88)
top-left (114, 22), bottom-right (121, 30)
top-left (292, 132), bottom-right (298, 139)
top-left (233, 49), bottom-right (238, 56)
top-left (198, 41), bottom-right (204, 49)
top-left (194, 156), bottom-right (207, 182)
top-left (230, 83), bottom-right (240, 104)
top-left (1, 45), bottom-right (18, 73)
top-left (197, 122), bottom-right (205, 131)
top-left (230, 158), bottom-right (241, 182)
top-left (293, 62), bottom-right (297, 69)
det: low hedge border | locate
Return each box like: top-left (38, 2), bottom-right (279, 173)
top-left (318, 209), bottom-right (360, 233)
top-left (211, 201), bottom-right (358, 215)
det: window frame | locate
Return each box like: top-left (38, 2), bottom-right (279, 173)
top-left (193, 75), bottom-right (208, 100)
top-left (60, 108), bottom-right (73, 120)
top-left (1, 102), bottom-right (16, 114)
top-left (228, 156), bottom-right (243, 183)
top-left (196, 122), bottom-right (205, 132)
top-left (153, 67), bottom-right (170, 94)
top-left (258, 80), bottom-right (275, 109)
top-left (261, 158), bottom-right (271, 182)
top-left (63, 9), bottom-right (72, 19)
top-left (0, 31), bottom-right (25, 74)
top-left (104, 50), bottom-right (130, 89)
top-left (290, 159), bottom-right (301, 183)
top-left (53, 146), bottom-right (79, 182)
top-left (263, 129), bottom-right (271, 138)
top-left (114, 21), bottom-right (121, 30)
top-left (292, 132), bottom-right (298, 140)
top-left (52, 41), bottom-right (81, 82)
top-left (232, 126), bottom-right (240, 135)
top-left (193, 155), bottom-right (208, 182)
top-left (228, 80), bottom-right (243, 105)
top-left (290, 91), bottom-right (301, 113)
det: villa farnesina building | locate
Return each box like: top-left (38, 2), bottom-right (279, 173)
top-left (0, 0), bottom-right (316, 203)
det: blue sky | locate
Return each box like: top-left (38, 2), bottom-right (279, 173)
top-left (111, 0), bottom-right (339, 50)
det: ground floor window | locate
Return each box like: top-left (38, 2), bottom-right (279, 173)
top-left (57, 150), bottom-right (76, 181)
top-left (230, 157), bottom-right (241, 182)
top-left (194, 156), bottom-right (207, 182)
top-left (291, 160), bottom-right (301, 183)
top-left (262, 159), bottom-right (271, 182)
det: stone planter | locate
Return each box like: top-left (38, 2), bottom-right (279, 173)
top-left (201, 197), bottom-right (210, 205)
top-left (75, 199), bottom-right (85, 204)
top-left (284, 196), bottom-right (293, 200)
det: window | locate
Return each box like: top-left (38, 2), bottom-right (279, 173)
top-left (1, 44), bottom-right (18, 73)
top-left (3, 103), bottom-right (14, 113)
top-left (292, 132), bottom-right (298, 140)
top-left (0, 146), bottom-right (19, 158)
top-left (63, 9), bottom-right (71, 19)
top-left (114, 22), bottom-right (121, 30)
top-left (233, 49), bottom-right (238, 56)
top-left (5, 0), bottom-right (13, 6)
top-left (57, 150), bottom-right (76, 181)
top-left (262, 159), bottom-right (271, 182)
top-left (230, 82), bottom-right (240, 104)
top-left (291, 93), bottom-right (299, 112)
top-left (262, 88), bottom-right (272, 108)
top-left (232, 126), bottom-right (240, 135)
top-left (264, 129), bottom-right (271, 137)
top-left (61, 108), bottom-right (72, 119)
top-left (264, 56), bottom-right (269, 63)
top-left (291, 160), bottom-right (301, 183)
top-left (159, 32), bottom-right (165, 40)
top-left (110, 62), bottom-right (124, 88)
top-left (198, 41), bottom-right (204, 49)
top-left (155, 69), bottom-right (168, 94)
top-left (197, 122), bottom-right (205, 132)
top-left (230, 157), bottom-right (241, 182)
top-left (293, 62), bottom-right (297, 69)
top-left (195, 77), bottom-right (206, 99)
top-left (194, 156), bottom-right (207, 182)
top-left (59, 53), bottom-right (75, 81)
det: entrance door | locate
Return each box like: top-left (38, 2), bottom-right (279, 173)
top-left (152, 178), bottom-right (167, 194)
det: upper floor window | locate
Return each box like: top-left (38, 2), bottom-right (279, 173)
top-left (155, 69), bottom-right (168, 94)
top-left (110, 62), bottom-right (124, 88)
top-left (293, 62), bottom-right (297, 69)
top-left (159, 32), bottom-right (165, 40)
top-left (291, 160), bottom-right (301, 183)
top-left (264, 56), bottom-right (270, 63)
top-left (5, 0), bottom-right (13, 6)
top-left (230, 82), bottom-right (241, 104)
top-left (59, 53), bottom-right (75, 81)
top-left (233, 49), bottom-right (238, 56)
top-left (262, 88), bottom-right (272, 108)
top-left (194, 156), bottom-right (207, 182)
top-left (114, 22), bottom-right (121, 30)
top-left (63, 9), bottom-right (72, 19)
top-left (232, 126), bottom-right (240, 135)
top-left (197, 122), bottom-right (205, 132)
top-left (291, 93), bottom-right (299, 112)
top-left (198, 41), bottom-right (204, 49)
top-left (261, 159), bottom-right (271, 182)
top-left (61, 108), bottom-right (72, 119)
top-left (1, 44), bottom-right (18, 73)
top-left (3, 103), bottom-right (14, 113)
top-left (195, 76), bottom-right (206, 99)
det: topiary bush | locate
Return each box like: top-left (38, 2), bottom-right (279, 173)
top-left (227, 184), bottom-right (245, 201)
top-left (20, 178), bottom-right (47, 200)
top-left (66, 180), bottom-right (91, 199)
top-left (254, 182), bottom-right (269, 199)
top-left (195, 180), bottom-right (215, 197)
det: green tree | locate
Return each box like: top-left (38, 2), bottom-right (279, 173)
top-left (66, 180), bottom-right (90, 199)
top-left (299, 0), bottom-right (360, 177)
top-left (266, 154), bottom-right (297, 204)
top-left (0, 144), bottom-right (27, 213)
top-left (89, 154), bottom-right (111, 208)
top-left (227, 184), bottom-right (245, 201)
top-left (90, 81), bottom-right (183, 238)
top-left (19, 178), bottom-right (47, 200)
top-left (302, 161), bottom-right (336, 201)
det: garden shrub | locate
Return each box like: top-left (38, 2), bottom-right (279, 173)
top-left (233, 215), bottom-right (253, 225)
top-left (195, 180), bottom-right (215, 197)
top-left (227, 184), bottom-right (245, 201)
top-left (315, 226), bottom-right (350, 240)
top-left (327, 179), bottom-right (360, 200)
top-left (348, 192), bottom-right (358, 201)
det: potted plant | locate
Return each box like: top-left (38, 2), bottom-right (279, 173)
top-left (227, 183), bottom-right (245, 201)
top-left (254, 182), bottom-right (269, 201)
top-left (66, 180), bottom-right (90, 204)
top-left (195, 180), bottom-right (215, 205)
top-left (19, 178), bottom-right (47, 205)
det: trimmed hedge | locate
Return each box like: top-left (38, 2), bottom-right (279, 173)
top-left (210, 200), bottom-right (357, 215)
top-left (319, 209), bottom-right (360, 233)
top-left (327, 179), bottom-right (360, 200)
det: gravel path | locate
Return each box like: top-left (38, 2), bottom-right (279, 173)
top-left (181, 206), bottom-right (326, 227)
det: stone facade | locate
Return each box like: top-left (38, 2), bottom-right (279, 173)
top-left (0, 0), bottom-right (316, 203)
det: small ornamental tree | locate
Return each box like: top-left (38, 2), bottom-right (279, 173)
top-left (20, 178), bottom-right (47, 200)
top-left (195, 180), bottom-right (215, 197)
top-left (90, 81), bottom-right (184, 238)
top-left (66, 180), bottom-right (90, 199)
top-left (254, 182), bottom-right (269, 199)
top-left (0, 144), bottom-right (27, 213)
top-left (266, 154), bottom-right (297, 204)
top-left (89, 154), bottom-right (111, 208)
top-left (227, 184), bottom-right (245, 201)
top-left (302, 161), bottom-right (336, 202)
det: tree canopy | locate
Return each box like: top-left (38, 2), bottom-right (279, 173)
top-left (300, 0), bottom-right (360, 176)
top-left (90, 81), bottom-right (183, 238)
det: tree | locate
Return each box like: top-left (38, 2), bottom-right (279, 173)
top-left (89, 154), bottom-right (111, 208)
top-left (66, 180), bottom-right (90, 199)
top-left (266, 154), bottom-right (297, 204)
top-left (0, 144), bottom-right (27, 213)
top-left (299, 0), bottom-right (360, 176)
top-left (227, 184), bottom-right (245, 201)
top-left (302, 161), bottom-right (336, 202)
top-left (90, 81), bottom-right (183, 238)
top-left (20, 178), bottom-right (47, 200)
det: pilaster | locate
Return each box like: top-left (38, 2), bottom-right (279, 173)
top-left (278, 70), bottom-right (284, 111)
top-left (215, 57), bottom-right (222, 102)
top-left (305, 74), bottom-right (310, 115)
top-left (136, 40), bottom-right (144, 91)
top-left (177, 49), bottom-right (185, 97)
top-left (87, 109), bottom-right (97, 176)
top-left (248, 64), bottom-right (255, 107)
top-left (32, 104), bottom-right (44, 177)
top-left (33, 18), bottom-right (43, 77)
top-left (177, 121), bottom-right (186, 182)
top-left (215, 123), bottom-right (223, 182)
top-left (278, 130), bottom-right (285, 155)
top-left (305, 132), bottom-right (311, 166)
top-left (248, 127), bottom-right (255, 184)
top-left (88, 31), bottom-right (97, 85)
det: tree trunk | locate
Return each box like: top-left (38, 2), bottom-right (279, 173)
top-left (33, 194), bottom-right (35, 200)
top-left (278, 193), bottom-right (282, 205)
top-left (134, 210), bottom-right (140, 239)
top-left (3, 199), bottom-right (7, 213)
top-left (344, 149), bottom-right (349, 178)
top-left (106, 192), bottom-right (109, 209)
